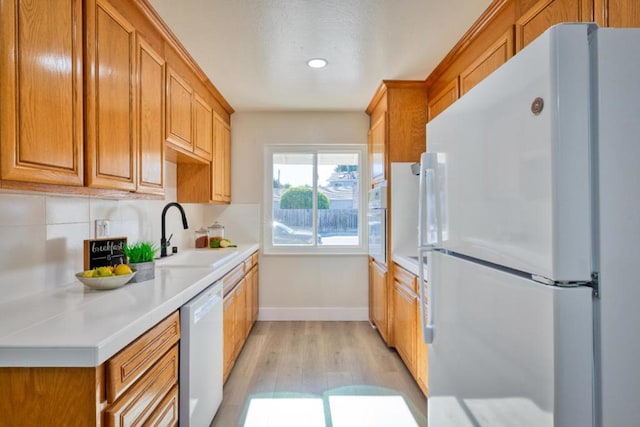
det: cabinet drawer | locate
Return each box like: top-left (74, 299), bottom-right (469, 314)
top-left (243, 251), bottom-right (259, 273)
top-left (104, 345), bottom-right (179, 427)
top-left (143, 384), bottom-right (178, 427)
top-left (106, 312), bottom-right (180, 402)
top-left (223, 263), bottom-right (244, 295)
top-left (394, 264), bottom-right (417, 294)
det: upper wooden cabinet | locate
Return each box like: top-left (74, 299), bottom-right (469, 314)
top-left (0, 0), bottom-right (84, 186)
top-left (166, 66), bottom-right (193, 152)
top-left (366, 81), bottom-right (427, 187)
top-left (427, 78), bottom-right (459, 122)
top-left (460, 27), bottom-right (514, 96)
top-left (136, 37), bottom-right (165, 196)
top-left (368, 114), bottom-right (387, 186)
top-left (193, 94), bottom-right (213, 161)
top-left (596, 0), bottom-right (640, 27)
top-left (166, 66), bottom-right (216, 164)
top-left (213, 111), bottom-right (231, 203)
top-left (516, 0), bottom-right (593, 51)
top-left (85, 0), bottom-right (137, 191)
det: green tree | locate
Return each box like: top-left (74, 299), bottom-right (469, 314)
top-left (279, 186), bottom-right (329, 209)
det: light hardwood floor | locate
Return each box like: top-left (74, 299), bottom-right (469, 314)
top-left (212, 321), bottom-right (427, 426)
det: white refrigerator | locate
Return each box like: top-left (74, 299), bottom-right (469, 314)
top-left (418, 24), bottom-right (640, 427)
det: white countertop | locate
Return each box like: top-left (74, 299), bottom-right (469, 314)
top-left (392, 253), bottom-right (427, 280)
top-left (0, 243), bottom-right (259, 367)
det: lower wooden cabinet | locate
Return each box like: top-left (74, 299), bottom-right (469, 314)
top-left (391, 262), bottom-right (428, 397)
top-left (103, 345), bottom-right (179, 427)
top-left (393, 280), bottom-right (417, 376)
top-left (0, 311), bottom-right (180, 426)
top-left (416, 318), bottom-right (429, 396)
top-left (369, 258), bottom-right (389, 344)
top-left (223, 251), bottom-right (259, 382)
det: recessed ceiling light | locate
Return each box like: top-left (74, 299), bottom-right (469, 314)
top-left (307, 58), bottom-right (328, 68)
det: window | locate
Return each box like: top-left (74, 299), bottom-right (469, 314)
top-left (264, 145), bottom-right (367, 254)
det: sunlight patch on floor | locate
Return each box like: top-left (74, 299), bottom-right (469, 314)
top-left (329, 395), bottom-right (418, 427)
top-left (244, 398), bottom-right (325, 427)
top-left (242, 394), bottom-right (419, 427)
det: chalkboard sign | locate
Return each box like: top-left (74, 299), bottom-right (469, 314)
top-left (83, 237), bottom-right (127, 270)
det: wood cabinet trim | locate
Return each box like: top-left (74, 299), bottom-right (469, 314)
top-left (425, 0), bottom-right (510, 88)
top-left (131, 0), bottom-right (234, 114)
top-left (595, 0), bottom-right (609, 26)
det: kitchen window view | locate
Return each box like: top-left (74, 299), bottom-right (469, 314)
top-left (265, 145), bottom-right (366, 254)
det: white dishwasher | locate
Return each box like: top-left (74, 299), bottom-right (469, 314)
top-left (180, 281), bottom-right (224, 426)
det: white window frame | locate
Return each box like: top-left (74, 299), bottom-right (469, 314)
top-left (263, 144), bottom-right (368, 255)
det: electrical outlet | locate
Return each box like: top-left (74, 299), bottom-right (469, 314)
top-left (95, 219), bottom-right (110, 238)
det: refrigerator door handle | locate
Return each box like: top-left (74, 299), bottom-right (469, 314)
top-left (418, 152), bottom-right (444, 248)
top-left (418, 247), bottom-right (434, 343)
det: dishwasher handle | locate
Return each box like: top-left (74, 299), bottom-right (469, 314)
top-left (188, 282), bottom-right (223, 324)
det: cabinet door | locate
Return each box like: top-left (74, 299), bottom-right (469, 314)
top-left (595, 0), bottom-right (640, 27)
top-left (85, 0), bottom-right (136, 190)
top-left (234, 278), bottom-right (247, 357)
top-left (369, 259), bottom-right (389, 343)
top-left (516, 0), bottom-right (593, 51)
top-left (369, 114), bottom-right (386, 186)
top-left (166, 66), bottom-right (193, 151)
top-left (223, 288), bottom-right (236, 382)
top-left (427, 78), bottom-right (459, 121)
top-left (136, 37), bottom-right (165, 195)
top-left (192, 93), bottom-right (213, 161)
top-left (252, 264), bottom-right (259, 325)
top-left (393, 281), bottom-right (417, 376)
top-left (460, 27), bottom-right (514, 96)
top-left (244, 268), bottom-right (253, 337)
top-left (0, 0), bottom-right (84, 186)
top-left (212, 111), bottom-right (231, 203)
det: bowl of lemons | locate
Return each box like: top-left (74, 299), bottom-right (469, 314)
top-left (76, 264), bottom-right (136, 290)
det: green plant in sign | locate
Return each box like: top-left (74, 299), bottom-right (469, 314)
top-left (123, 241), bottom-right (158, 263)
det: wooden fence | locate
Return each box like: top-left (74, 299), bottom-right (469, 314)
top-left (273, 208), bottom-right (359, 235)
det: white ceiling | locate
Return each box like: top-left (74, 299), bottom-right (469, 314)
top-left (149, 0), bottom-right (493, 112)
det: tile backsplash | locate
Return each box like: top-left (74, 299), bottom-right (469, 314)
top-left (0, 162), bottom-right (207, 302)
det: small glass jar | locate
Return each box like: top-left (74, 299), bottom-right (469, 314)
top-left (194, 227), bottom-right (209, 248)
top-left (208, 221), bottom-right (224, 248)
top-left (208, 221), bottom-right (224, 239)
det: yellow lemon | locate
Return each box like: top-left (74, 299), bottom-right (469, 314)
top-left (114, 264), bottom-right (133, 276)
top-left (96, 266), bottom-right (113, 277)
top-left (82, 269), bottom-right (96, 278)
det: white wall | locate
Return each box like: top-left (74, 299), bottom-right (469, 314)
top-left (0, 162), bottom-right (207, 302)
top-left (212, 111), bottom-right (370, 320)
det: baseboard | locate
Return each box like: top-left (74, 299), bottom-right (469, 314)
top-left (257, 307), bottom-right (369, 321)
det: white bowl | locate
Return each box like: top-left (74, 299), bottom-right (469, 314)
top-left (75, 272), bottom-right (136, 290)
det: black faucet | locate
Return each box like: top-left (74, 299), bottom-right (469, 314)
top-left (160, 202), bottom-right (189, 257)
